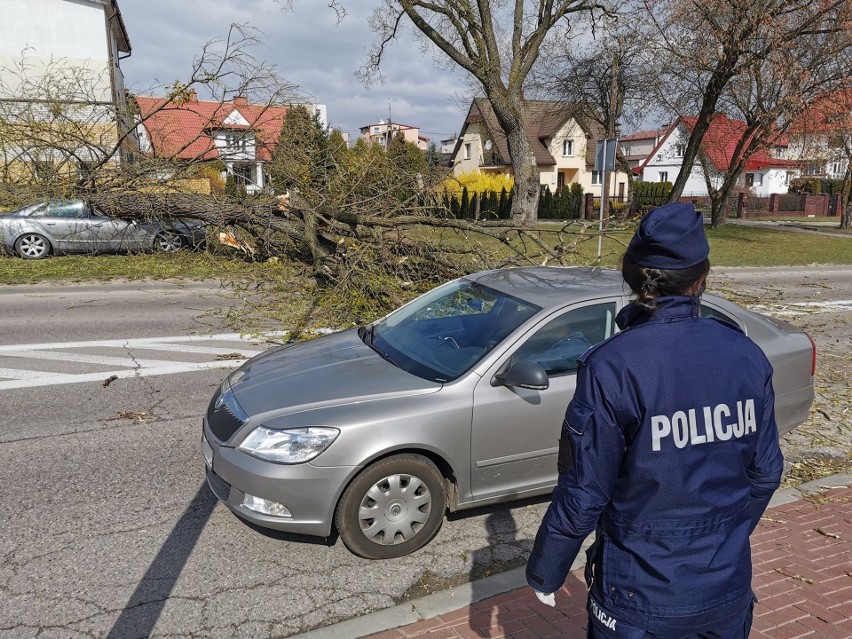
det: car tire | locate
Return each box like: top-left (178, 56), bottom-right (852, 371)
top-left (155, 232), bottom-right (186, 252)
top-left (335, 454), bottom-right (446, 559)
top-left (14, 233), bottom-right (51, 259)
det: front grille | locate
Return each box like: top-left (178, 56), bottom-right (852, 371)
top-left (207, 394), bottom-right (244, 442)
top-left (206, 467), bottom-right (231, 502)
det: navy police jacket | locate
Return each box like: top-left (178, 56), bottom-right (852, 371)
top-left (526, 295), bottom-right (784, 634)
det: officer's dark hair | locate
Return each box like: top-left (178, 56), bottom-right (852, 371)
top-left (621, 254), bottom-right (711, 312)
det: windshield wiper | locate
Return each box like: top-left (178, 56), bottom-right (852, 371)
top-left (361, 324), bottom-right (399, 367)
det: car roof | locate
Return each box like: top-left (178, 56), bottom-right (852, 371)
top-left (466, 266), bottom-right (629, 309)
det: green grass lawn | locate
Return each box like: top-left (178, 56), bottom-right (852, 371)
top-left (0, 223), bottom-right (849, 286)
top-left (0, 251), bottom-right (296, 285)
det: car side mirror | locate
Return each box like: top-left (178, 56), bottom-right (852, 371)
top-left (493, 359), bottom-right (549, 390)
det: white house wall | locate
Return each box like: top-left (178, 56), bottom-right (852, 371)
top-left (641, 124), bottom-right (710, 196)
top-left (452, 124), bottom-right (486, 176)
top-left (0, 0), bottom-right (115, 103)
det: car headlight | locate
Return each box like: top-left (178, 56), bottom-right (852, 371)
top-left (237, 426), bottom-right (339, 464)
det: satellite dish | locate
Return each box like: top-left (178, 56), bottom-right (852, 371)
top-left (484, 140), bottom-right (493, 150)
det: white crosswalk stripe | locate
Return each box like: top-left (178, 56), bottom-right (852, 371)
top-left (0, 332), bottom-right (284, 390)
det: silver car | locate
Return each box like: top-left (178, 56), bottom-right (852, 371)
top-left (201, 267), bottom-right (815, 559)
top-left (0, 200), bottom-right (205, 259)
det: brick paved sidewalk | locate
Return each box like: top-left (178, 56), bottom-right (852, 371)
top-left (364, 485), bottom-right (852, 639)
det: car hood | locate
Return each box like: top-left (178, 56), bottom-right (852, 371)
top-left (228, 328), bottom-right (441, 418)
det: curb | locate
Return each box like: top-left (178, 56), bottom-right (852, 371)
top-left (291, 473), bottom-right (852, 639)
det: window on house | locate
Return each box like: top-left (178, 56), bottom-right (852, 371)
top-left (373, 126), bottom-right (381, 133)
top-left (464, 143), bottom-right (472, 160)
top-left (746, 173), bottom-right (755, 187)
top-left (674, 144), bottom-right (686, 157)
top-left (831, 161), bottom-right (842, 175)
top-left (754, 173), bottom-right (763, 186)
top-left (591, 171), bottom-right (602, 185)
top-left (562, 140), bottom-right (574, 157)
top-left (226, 134), bottom-right (247, 152)
top-left (774, 147), bottom-right (785, 158)
top-left (659, 172), bottom-right (668, 183)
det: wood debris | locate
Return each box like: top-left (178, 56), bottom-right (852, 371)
top-left (814, 528), bottom-right (841, 540)
top-left (115, 411), bottom-right (152, 422)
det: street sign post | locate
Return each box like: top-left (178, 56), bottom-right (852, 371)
top-left (594, 138), bottom-right (618, 259)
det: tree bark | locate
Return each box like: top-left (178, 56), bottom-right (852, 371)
top-left (489, 94), bottom-right (540, 224)
top-left (841, 165), bottom-right (851, 230)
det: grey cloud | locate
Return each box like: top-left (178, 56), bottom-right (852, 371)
top-left (120, 0), bottom-right (467, 141)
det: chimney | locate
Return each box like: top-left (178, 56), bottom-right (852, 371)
top-left (233, 96), bottom-right (248, 106)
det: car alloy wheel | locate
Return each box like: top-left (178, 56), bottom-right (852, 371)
top-left (14, 233), bottom-right (50, 259)
top-left (335, 454), bottom-right (446, 559)
top-left (155, 232), bottom-right (186, 252)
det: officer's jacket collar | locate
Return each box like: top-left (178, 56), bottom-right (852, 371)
top-left (616, 295), bottom-right (700, 330)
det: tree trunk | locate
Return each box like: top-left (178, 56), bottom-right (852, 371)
top-left (709, 180), bottom-right (739, 228)
top-left (840, 165), bottom-right (851, 230)
top-left (489, 95), bottom-right (540, 225)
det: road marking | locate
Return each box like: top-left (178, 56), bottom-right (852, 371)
top-left (0, 332), bottom-right (284, 390)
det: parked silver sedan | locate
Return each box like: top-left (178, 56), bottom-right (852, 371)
top-left (201, 267), bottom-right (815, 559)
top-left (0, 200), bottom-right (205, 259)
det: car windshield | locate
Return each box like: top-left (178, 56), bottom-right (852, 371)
top-left (366, 279), bottom-right (541, 383)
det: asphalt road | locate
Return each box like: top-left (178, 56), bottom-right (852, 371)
top-left (0, 270), bottom-right (849, 638)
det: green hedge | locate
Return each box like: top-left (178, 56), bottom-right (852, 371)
top-left (441, 183), bottom-right (583, 220)
top-left (788, 178), bottom-right (845, 195)
top-left (634, 181), bottom-right (672, 211)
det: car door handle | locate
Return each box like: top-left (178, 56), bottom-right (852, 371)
top-left (44, 222), bottom-right (56, 226)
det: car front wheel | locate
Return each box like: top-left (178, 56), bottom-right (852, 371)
top-left (335, 454), bottom-right (446, 559)
top-left (14, 233), bottom-right (51, 259)
top-left (155, 232), bottom-right (186, 252)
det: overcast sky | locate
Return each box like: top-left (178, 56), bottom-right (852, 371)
top-left (119, 0), bottom-right (470, 144)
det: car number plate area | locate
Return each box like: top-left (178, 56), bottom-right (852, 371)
top-left (201, 433), bottom-right (214, 468)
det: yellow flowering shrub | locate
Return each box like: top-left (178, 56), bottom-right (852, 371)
top-left (440, 171), bottom-right (514, 196)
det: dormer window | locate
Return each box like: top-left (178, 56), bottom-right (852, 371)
top-left (562, 140), bottom-right (574, 157)
top-left (674, 144), bottom-right (686, 157)
top-left (464, 143), bottom-right (472, 160)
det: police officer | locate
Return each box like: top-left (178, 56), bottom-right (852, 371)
top-left (526, 202), bottom-right (784, 638)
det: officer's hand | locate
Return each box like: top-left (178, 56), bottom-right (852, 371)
top-left (534, 590), bottom-right (555, 607)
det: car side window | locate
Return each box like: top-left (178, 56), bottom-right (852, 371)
top-left (513, 302), bottom-right (616, 376)
top-left (45, 201), bottom-right (88, 219)
top-left (26, 204), bottom-right (50, 217)
top-left (700, 303), bottom-right (740, 327)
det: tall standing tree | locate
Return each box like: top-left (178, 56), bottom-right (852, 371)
top-left (538, 25), bottom-right (654, 216)
top-left (696, 40), bottom-right (852, 227)
top-left (790, 86), bottom-right (852, 230)
top-left (631, 0), bottom-right (852, 203)
top-left (364, 0), bottom-right (613, 223)
top-left (268, 105), bottom-right (329, 195)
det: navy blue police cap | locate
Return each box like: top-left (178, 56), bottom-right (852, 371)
top-left (625, 202), bottom-right (709, 269)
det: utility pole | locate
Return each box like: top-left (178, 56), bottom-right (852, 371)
top-left (597, 52), bottom-right (621, 259)
top-left (386, 101), bottom-right (392, 148)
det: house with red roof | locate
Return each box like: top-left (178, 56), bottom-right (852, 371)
top-left (636, 114), bottom-right (800, 197)
top-left (135, 94), bottom-right (324, 193)
top-left (786, 89), bottom-right (851, 180)
top-left (450, 98), bottom-right (628, 197)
